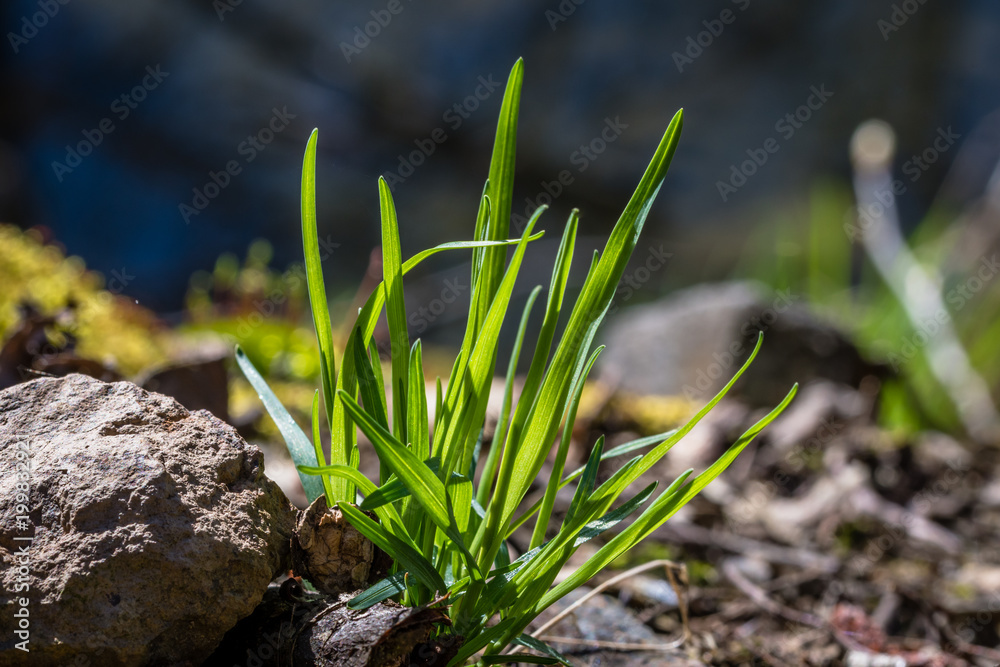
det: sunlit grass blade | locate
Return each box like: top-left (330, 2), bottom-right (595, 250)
top-left (512, 386), bottom-right (795, 643)
top-left (408, 340), bottom-right (429, 461)
top-left (476, 285), bottom-right (541, 506)
top-left (348, 571), bottom-right (408, 610)
top-left (563, 435), bottom-right (603, 528)
top-left (670, 383), bottom-right (798, 509)
top-left (438, 212), bottom-right (545, 482)
top-left (499, 109), bottom-right (684, 525)
top-left (235, 346), bottom-right (326, 503)
top-left (572, 481), bottom-right (657, 547)
top-left (338, 501), bottom-right (446, 593)
top-left (360, 459), bottom-right (468, 511)
top-left (487, 210), bottom-right (578, 514)
top-left (476, 59), bottom-right (523, 323)
top-left (479, 115), bottom-right (683, 577)
top-left (300, 130), bottom-right (338, 426)
top-left (328, 233), bottom-right (543, 501)
top-left (354, 328), bottom-right (389, 429)
top-left (588, 332), bottom-right (766, 507)
top-left (512, 635), bottom-right (574, 666)
top-left (506, 429), bottom-right (678, 535)
top-left (339, 390), bottom-right (452, 529)
top-left (340, 389), bottom-right (480, 577)
top-left (311, 390), bottom-right (334, 505)
top-left (379, 176), bottom-right (410, 445)
top-left (532, 346), bottom-right (603, 548)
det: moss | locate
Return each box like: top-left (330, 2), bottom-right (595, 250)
top-left (0, 225), bottom-right (168, 375)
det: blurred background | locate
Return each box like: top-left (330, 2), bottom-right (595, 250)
top-left (3, 0), bottom-right (1000, 436)
top-left (5, 2), bottom-right (1000, 662)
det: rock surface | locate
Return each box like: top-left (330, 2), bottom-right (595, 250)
top-left (0, 374), bottom-right (298, 667)
top-left (599, 281), bottom-right (883, 406)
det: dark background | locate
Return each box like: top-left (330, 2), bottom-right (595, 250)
top-left (2, 0), bottom-right (998, 314)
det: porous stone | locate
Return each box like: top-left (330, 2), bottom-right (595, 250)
top-left (0, 374), bottom-right (298, 666)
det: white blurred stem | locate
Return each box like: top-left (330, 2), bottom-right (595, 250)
top-left (850, 120), bottom-right (998, 444)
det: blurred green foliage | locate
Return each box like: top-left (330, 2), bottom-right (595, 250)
top-left (182, 238), bottom-right (323, 382)
top-left (743, 182), bottom-right (998, 438)
top-left (0, 224), bottom-right (167, 375)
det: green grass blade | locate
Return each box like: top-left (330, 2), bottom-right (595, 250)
top-left (339, 389), bottom-right (452, 529)
top-left (476, 59), bottom-right (523, 324)
top-left (437, 211), bottom-right (545, 482)
top-left (311, 390), bottom-right (334, 505)
top-left (338, 501), bottom-right (446, 593)
top-left (572, 481), bottom-right (657, 547)
top-left (408, 340), bottom-right (430, 460)
top-left (480, 114), bottom-right (683, 576)
top-left (506, 430), bottom-right (678, 535)
top-left (359, 459), bottom-right (468, 511)
top-left (532, 345), bottom-right (603, 548)
top-left (493, 211), bottom-right (578, 497)
top-left (300, 130), bottom-right (337, 428)
top-left (501, 109), bottom-right (684, 524)
top-left (348, 571), bottom-right (408, 610)
top-left (588, 332), bottom-right (766, 508)
top-left (563, 435), bottom-right (603, 528)
top-left (379, 176), bottom-right (410, 444)
top-left (354, 328), bottom-right (389, 429)
top-left (476, 285), bottom-right (542, 506)
top-left (235, 346), bottom-right (326, 504)
top-left (445, 616), bottom-right (520, 667)
top-left (671, 383), bottom-right (798, 509)
top-left (328, 232), bottom-right (544, 501)
top-left (404, 340), bottom-right (430, 534)
top-left (520, 388), bottom-right (796, 632)
top-left (512, 635), bottom-right (574, 666)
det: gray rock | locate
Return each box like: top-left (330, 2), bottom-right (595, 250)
top-left (0, 374), bottom-right (298, 667)
top-left (599, 281), bottom-right (884, 406)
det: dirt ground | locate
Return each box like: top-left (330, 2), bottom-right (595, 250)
top-left (507, 379), bottom-right (1000, 667)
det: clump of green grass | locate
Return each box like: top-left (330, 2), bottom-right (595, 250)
top-left (237, 59), bottom-right (796, 665)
